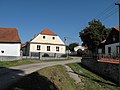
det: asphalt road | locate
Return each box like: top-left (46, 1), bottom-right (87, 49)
top-left (0, 57), bottom-right (81, 90)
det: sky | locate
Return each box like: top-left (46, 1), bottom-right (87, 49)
top-left (0, 0), bottom-right (119, 45)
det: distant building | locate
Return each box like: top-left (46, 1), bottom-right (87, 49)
top-left (24, 28), bottom-right (66, 58)
top-left (74, 46), bottom-right (87, 51)
top-left (73, 45), bottom-right (87, 56)
top-left (0, 28), bottom-right (21, 60)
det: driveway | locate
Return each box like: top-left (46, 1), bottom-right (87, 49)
top-left (0, 57), bottom-right (81, 90)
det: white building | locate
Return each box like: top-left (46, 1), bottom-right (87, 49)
top-left (27, 28), bottom-right (65, 58)
top-left (0, 28), bottom-right (21, 60)
top-left (74, 46), bottom-right (87, 51)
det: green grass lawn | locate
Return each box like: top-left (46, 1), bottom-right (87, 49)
top-left (68, 63), bottom-right (120, 90)
top-left (0, 60), bottom-right (40, 67)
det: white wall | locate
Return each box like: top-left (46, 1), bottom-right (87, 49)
top-left (30, 43), bottom-right (65, 54)
top-left (0, 43), bottom-right (21, 56)
top-left (105, 43), bottom-right (119, 55)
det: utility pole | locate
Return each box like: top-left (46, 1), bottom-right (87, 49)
top-left (115, 2), bottom-right (120, 86)
top-left (64, 37), bottom-right (69, 58)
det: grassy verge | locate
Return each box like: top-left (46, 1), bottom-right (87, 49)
top-left (6, 65), bottom-right (79, 90)
top-left (68, 63), bottom-right (120, 90)
top-left (0, 57), bottom-right (72, 67)
top-left (0, 60), bottom-right (39, 67)
top-left (5, 63), bottom-right (120, 90)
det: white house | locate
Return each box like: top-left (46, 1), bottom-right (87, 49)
top-left (105, 28), bottom-right (119, 56)
top-left (27, 28), bottom-right (66, 58)
top-left (74, 46), bottom-right (87, 51)
top-left (0, 28), bottom-right (21, 60)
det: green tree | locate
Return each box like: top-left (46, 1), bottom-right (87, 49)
top-left (69, 43), bottom-right (79, 52)
top-left (79, 19), bottom-right (111, 53)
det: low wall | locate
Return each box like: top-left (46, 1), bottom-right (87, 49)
top-left (81, 57), bottom-right (120, 85)
top-left (0, 56), bottom-right (22, 61)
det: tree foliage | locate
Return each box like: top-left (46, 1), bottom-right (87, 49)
top-left (69, 43), bottom-right (79, 52)
top-left (79, 19), bottom-right (111, 52)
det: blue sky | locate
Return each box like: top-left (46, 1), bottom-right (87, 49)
top-left (0, 0), bottom-right (119, 44)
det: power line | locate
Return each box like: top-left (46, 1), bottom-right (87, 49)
top-left (95, 4), bottom-right (115, 19)
top-left (100, 9), bottom-right (118, 21)
top-left (95, 0), bottom-right (120, 21)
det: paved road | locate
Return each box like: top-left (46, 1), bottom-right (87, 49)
top-left (0, 57), bottom-right (81, 90)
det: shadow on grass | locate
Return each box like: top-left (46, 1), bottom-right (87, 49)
top-left (6, 72), bottom-right (59, 90)
top-left (69, 63), bottom-right (119, 87)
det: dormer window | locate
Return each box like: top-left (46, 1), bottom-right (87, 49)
top-left (43, 36), bottom-right (45, 39)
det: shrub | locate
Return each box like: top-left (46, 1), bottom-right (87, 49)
top-left (61, 54), bottom-right (67, 57)
top-left (77, 49), bottom-right (83, 56)
top-left (42, 53), bottom-right (49, 57)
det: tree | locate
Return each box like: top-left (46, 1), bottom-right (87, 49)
top-left (69, 43), bottom-right (79, 52)
top-left (79, 19), bottom-right (111, 53)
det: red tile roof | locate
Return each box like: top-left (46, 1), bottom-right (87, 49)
top-left (98, 58), bottom-right (119, 64)
top-left (40, 28), bottom-right (57, 36)
top-left (0, 28), bottom-right (21, 43)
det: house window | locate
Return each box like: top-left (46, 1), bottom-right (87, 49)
top-left (56, 47), bottom-right (59, 51)
top-left (1, 51), bottom-right (4, 53)
top-left (108, 47), bottom-right (111, 54)
top-left (47, 46), bottom-right (50, 51)
top-left (43, 36), bottom-right (45, 39)
top-left (52, 37), bottom-right (55, 40)
top-left (113, 36), bottom-right (115, 41)
top-left (116, 46), bottom-right (119, 54)
top-left (37, 45), bottom-right (40, 50)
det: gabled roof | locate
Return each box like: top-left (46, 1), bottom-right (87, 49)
top-left (105, 27), bottom-right (119, 45)
top-left (40, 28), bottom-right (57, 36)
top-left (113, 27), bottom-right (120, 31)
top-left (0, 28), bottom-right (21, 43)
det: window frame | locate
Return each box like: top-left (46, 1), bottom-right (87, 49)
top-left (116, 46), bottom-right (119, 54)
top-left (56, 47), bottom-right (59, 51)
top-left (37, 45), bottom-right (41, 50)
top-left (108, 47), bottom-right (111, 54)
top-left (47, 46), bottom-right (50, 51)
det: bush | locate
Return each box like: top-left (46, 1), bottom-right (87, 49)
top-left (77, 49), bottom-right (83, 56)
top-left (42, 53), bottom-right (49, 57)
top-left (61, 54), bottom-right (67, 57)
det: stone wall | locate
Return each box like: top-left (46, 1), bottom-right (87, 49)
top-left (81, 57), bottom-right (120, 85)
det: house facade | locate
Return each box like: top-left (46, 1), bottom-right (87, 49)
top-left (0, 28), bottom-right (21, 60)
top-left (105, 28), bottom-right (119, 56)
top-left (26, 28), bottom-right (65, 58)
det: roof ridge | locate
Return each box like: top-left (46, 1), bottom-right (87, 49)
top-left (40, 28), bottom-right (57, 36)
